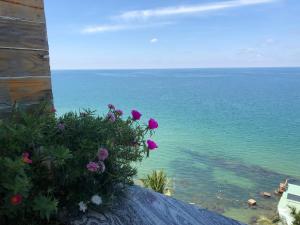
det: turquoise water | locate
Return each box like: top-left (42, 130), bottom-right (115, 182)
top-left (52, 68), bottom-right (300, 223)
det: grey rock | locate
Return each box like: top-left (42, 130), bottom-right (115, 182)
top-left (71, 186), bottom-right (246, 225)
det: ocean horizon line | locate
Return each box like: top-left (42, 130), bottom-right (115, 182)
top-left (51, 66), bottom-right (300, 71)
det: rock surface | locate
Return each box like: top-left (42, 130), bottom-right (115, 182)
top-left (248, 199), bottom-right (257, 206)
top-left (262, 192), bottom-right (272, 197)
top-left (71, 186), bottom-right (246, 225)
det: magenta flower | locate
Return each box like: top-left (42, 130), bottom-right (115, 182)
top-left (108, 104), bottom-right (115, 110)
top-left (10, 194), bottom-right (22, 205)
top-left (98, 148), bottom-right (109, 161)
top-left (115, 109), bottom-right (123, 116)
top-left (86, 162), bottom-right (100, 172)
top-left (131, 110), bottom-right (142, 121)
top-left (107, 112), bottom-right (116, 122)
top-left (22, 152), bottom-right (32, 164)
top-left (148, 118), bottom-right (158, 130)
top-left (147, 140), bottom-right (158, 150)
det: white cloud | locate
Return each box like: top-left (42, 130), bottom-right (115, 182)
top-left (82, 22), bottom-right (173, 34)
top-left (238, 47), bottom-right (263, 58)
top-left (238, 37), bottom-right (277, 60)
top-left (82, 24), bottom-right (128, 33)
top-left (239, 47), bottom-right (258, 53)
top-left (82, 0), bottom-right (277, 34)
top-left (119, 0), bottom-right (276, 20)
top-left (265, 38), bottom-right (274, 44)
top-left (150, 38), bottom-right (158, 43)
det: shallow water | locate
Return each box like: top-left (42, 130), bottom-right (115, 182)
top-left (52, 68), bottom-right (300, 223)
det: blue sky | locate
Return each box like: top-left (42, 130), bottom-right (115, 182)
top-left (44, 0), bottom-right (300, 69)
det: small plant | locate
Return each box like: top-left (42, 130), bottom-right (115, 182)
top-left (257, 217), bottom-right (272, 225)
top-left (257, 217), bottom-right (276, 225)
top-left (290, 206), bottom-right (300, 225)
top-left (142, 170), bottom-right (168, 194)
top-left (0, 102), bottom-right (159, 225)
top-left (256, 213), bottom-right (281, 225)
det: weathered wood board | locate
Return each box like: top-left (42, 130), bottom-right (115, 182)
top-left (0, 77), bottom-right (52, 103)
top-left (0, 81), bottom-right (10, 104)
top-left (71, 186), bottom-right (246, 225)
top-left (0, 0), bottom-right (52, 116)
top-left (0, 17), bottom-right (48, 49)
top-left (0, 0), bottom-right (45, 22)
top-left (0, 49), bottom-right (50, 77)
top-left (0, 0), bottom-right (43, 8)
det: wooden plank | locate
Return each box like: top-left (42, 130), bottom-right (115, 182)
top-left (0, 77), bottom-right (52, 104)
top-left (0, 1), bottom-right (45, 23)
top-left (0, 0), bottom-right (51, 117)
top-left (0, 17), bottom-right (48, 49)
top-left (0, 0), bottom-right (44, 9)
top-left (0, 49), bottom-right (50, 77)
top-left (71, 186), bottom-right (246, 225)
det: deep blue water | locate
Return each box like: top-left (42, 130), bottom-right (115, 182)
top-left (52, 68), bottom-right (300, 223)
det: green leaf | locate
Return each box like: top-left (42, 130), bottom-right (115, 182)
top-left (46, 146), bottom-right (73, 166)
top-left (0, 157), bottom-right (31, 194)
top-left (32, 195), bottom-right (58, 221)
top-left (142, 170), bottom-right (168, 194)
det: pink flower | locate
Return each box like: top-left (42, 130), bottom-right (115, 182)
top-left (115, 109), bottom-right (123, 116)
top-left (108, 104), bottom-right (115, 110)
top-left (10, 194), bottom-right (22, 205)
top-left (148, 118), bottom-right (158, 130)
top-left (131, 110), bottom-right (142, 121)
top-left (22, 152), bottom-right (32, 164)
top-left (98, 148), bottom-right (109, 161)
top-left (107, 112), bottom-right (116, 122)
top-left (147, 140), bottom-right (158, 150)
top-left (86, 162), bottom-right (100, 172)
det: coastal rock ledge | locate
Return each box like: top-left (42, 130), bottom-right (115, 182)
top-left (71, 186), bottom-right (246, 225)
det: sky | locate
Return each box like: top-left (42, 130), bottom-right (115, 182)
top-left (44, 0), bottom-right (300, 69)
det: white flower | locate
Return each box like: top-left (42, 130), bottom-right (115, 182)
top-left (78, 201), bottom-right (87, 212)
top-left (91, 195), bottom-right (102, 206)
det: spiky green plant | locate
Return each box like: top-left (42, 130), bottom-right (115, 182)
top-left (290, 206), bottom-right (300, 225)
top-left (142, 170), bottom-right (167, 194)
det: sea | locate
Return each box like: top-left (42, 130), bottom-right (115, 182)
top-left (52, 68), bottom-right (300, 223)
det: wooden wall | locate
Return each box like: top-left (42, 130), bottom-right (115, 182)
top-left (0, 0), bottom-right (52, 115)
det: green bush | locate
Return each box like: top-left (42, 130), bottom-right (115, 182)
top-left (0, 103), bottom-right (158, 225)
top-left (290, 206), bottom-right (300, 225)
top-left (142, 170), bottom-right (168, 194)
